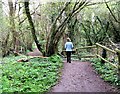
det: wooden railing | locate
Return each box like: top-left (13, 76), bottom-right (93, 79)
top-left (75, 45), bottom-right (96, 58)
top-left (96, 43), bottom-right (117, 68)
top-left (75, 43), bottom-right (120, 77)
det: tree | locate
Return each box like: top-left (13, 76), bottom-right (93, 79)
top-left (24, 0), bottom-right (45, 55)
top-left (46, 1), bottom-right (89, 56)
top-left (8, 0), bottom-right (19, 52)
top-left (23, 0), bottom-right (89, 56)
top-left (105, 0), bottom-right (120, 42)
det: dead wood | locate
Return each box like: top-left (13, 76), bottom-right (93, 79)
top-left (17, 56), bottom-right (48, 62)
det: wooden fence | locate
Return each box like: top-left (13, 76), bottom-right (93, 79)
top-left (75, 43), bottom-right (120, 77)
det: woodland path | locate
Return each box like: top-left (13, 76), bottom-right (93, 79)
top-left (27, 48), bottom-right (118, 92)
top-left (51, 60), bottom-right (118, 92)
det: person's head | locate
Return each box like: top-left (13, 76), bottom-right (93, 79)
top-left (67, 37), bottom-right (71, 42)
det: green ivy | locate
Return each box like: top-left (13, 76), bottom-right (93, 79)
top-left (1, 54), bottom-right (63, 93)
top-left (91, 58), bottom-right (120, 87)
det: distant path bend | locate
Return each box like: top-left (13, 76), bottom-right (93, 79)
top-left (52, 61), bottom-right (118, 92)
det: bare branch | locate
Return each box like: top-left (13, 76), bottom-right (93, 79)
top-left (57, 0), bottom-right (88, 31)
top-left (19, 4), bottom-right (41, 25)
top-left (104, 0), bottom-right (120, 23)
top-left (52, 2), bottom-right (71, 26)
top-left (72, 0), bottom-right (89, 17)
top-left (14, 0), bottom-right (18, 12)
top-left (86, 0), bottom-right (113, 6)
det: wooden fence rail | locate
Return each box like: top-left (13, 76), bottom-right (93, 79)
top-left (95, 43), bottom-right (117, 67)
top-left (96, 43), bottom-right (116, 54)
top-left (76, 45), bottom-right (96, 49)
top-left (75, 43), bottom-right (120, 78)
top-left (62, 43), bottom-right (120, 77)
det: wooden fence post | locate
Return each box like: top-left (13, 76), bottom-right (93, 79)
top-left (115, 49), bottom-right (120, 79)
top-left (101, 48), bottom-right (107, 64)
top-left (96, 45), bottom-right (98, 58)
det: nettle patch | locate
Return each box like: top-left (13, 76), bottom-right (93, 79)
top-left (91, 58), bottom-right (120, 87)
top-left (1, 55), bottom-right (63, 93)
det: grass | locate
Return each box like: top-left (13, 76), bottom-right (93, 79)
top-left (1, 54), bottom-right (63, 93)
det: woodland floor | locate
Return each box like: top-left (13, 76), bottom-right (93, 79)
top-left (28, 48), bottom-right (119, 92)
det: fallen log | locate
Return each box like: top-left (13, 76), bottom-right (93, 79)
top-left (13, 51), bottom-right (23, 56)
top-left (17, 56), bottom-right (48, 62)
top-left (17, 58), bottom-right (29, 62)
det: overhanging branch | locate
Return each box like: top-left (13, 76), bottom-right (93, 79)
top-left (104, 0), bottom-right (120, 23)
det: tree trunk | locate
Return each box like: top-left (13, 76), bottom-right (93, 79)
top-left (81, 23), bottom-right (93, 46)
top-left (46, 1), bottom-right (88, 56)
top-left (8, 0), bottom-right (19, 53)
top-left (105, 1), bottom-right (120, 42)
top-left (1, 33), bottom-right (10, 57)
top-left (24, 1), bottom-right (44, 55)
top-left (68, 17), bottom-right (78, 42)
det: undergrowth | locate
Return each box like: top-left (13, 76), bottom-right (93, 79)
top-left (0, 54), bottom-right (63, 93)
top-left (91, 58), bottom-right (120, 88)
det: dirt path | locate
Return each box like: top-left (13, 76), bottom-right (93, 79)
top-left (27, 49), bottom-right (118, 92)
top-left (52, 60), bottom-right (118, 92)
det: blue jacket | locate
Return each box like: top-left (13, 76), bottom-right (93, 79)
top-left (65, 42), bottom-right (73, 51)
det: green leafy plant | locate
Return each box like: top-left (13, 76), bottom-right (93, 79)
top-left (1, 54), bottom-right (63, 93)
top-left (91, 58), bottom-right (120, 87)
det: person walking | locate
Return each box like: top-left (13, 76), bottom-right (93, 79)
top-left (65, 37), bottom-right (73, 63)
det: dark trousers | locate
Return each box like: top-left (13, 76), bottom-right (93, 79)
top-left (66, 51), bottom-right (72, 63)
